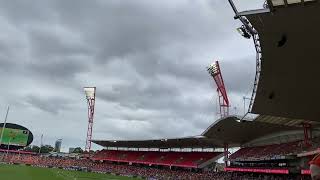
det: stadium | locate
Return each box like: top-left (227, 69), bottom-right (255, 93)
top-left (1, 0), bottom-right (320, 180)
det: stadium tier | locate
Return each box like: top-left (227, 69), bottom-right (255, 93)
top-left (92, 150), bottom-right (222, 168)
top-left (230, 141), bottom-right (302, 161)
top-left (0, 151), bottom-right (311, 179)
top-left (0, 150), bottom-right (313, 179)
top-left (0, 149), bottom-right (36, 155)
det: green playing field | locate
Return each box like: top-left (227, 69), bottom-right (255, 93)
top-left (0, 164), bottom-right (137, 180)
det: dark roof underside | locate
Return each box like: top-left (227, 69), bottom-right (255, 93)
top-left (92, 137), bottom-right (221, 149)
top-left (201, 116), bottom-right (300, 147)
top-left (247, 2), bottom-right (320, 121)
top-left (93, 116), bottom-right (303, 148)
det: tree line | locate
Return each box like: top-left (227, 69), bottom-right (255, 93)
top-left (23, 145), bottom-right (84, 154)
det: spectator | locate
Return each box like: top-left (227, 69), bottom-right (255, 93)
top-left (310, 154), bottom-right (320, 180)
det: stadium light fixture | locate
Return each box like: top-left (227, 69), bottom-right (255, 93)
top-left (207, 63), bottom-right (219, 76)
top-left (84, 87), bottom-right (96, 152)
top-left (84, 87), bottom-right (96, 100)
top-left (237, 26), bottom-right (251, 39)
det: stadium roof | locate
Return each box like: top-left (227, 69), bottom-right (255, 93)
top-left (93, 116), bottom-right (310, 148)
top-left (201, 116), bottom-right (301, 147)
top-left (243, 1), bottom-right (320, 121)
top-left (254, 115), bottom-right (320, 127)
top-left (92, 136), bottom-right (223, 149)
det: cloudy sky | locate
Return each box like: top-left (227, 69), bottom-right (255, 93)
top-left (0, 0), bottom-right (264, 151)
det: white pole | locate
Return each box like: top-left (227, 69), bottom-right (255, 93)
top-left (243, 97), bottom-right (250, 116)
top-left (7, 138), bottom-right (11, 154)
top-left (6, 137), bottom-right (11, 159)
top-left (38, 134), bottom-right (43, 154)
top-left (0, 106), bottom-right (10, 148)
top-left (243, 96), bottom-right (246, 116)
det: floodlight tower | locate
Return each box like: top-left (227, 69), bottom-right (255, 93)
top-left (207, 61), bottom-right (230, 118)
top-left (84, 87), bottom-right (96, 152)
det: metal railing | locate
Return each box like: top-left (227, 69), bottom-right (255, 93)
top-left (227, 0), bottom-right (262, 114)
top-left (248, 28), bottom-right (262, 113)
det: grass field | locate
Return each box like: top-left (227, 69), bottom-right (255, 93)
top-left (0, 164), bottom-right (137, 180)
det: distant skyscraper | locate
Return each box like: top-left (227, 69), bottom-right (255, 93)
top-left (54, 139), bottom-right (62, 152)
top-left (69, 147), bottom-right (75, 153)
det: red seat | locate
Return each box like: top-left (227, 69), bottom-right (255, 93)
top-left (92, 150), bottom-right (222, 168)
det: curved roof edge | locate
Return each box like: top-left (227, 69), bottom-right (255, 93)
top-left (201, 116), bottom-right (241, 136)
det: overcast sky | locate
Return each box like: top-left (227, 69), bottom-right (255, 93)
top-left (0, 0), bottom-right (264, 151)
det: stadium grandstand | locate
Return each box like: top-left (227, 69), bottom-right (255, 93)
top-left (0, 114), bottom-right (317, 179)
top-left (88, 115), bottom-right (320, 179)
top-left (225, 0), bottom-right (320, 178)
top-left (1, 0), bottom-right (320, 179)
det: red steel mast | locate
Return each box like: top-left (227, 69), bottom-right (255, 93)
top-left (207, 61), bottom-right (230, 118)
top-left (84, 87), bottom-right (96, 152)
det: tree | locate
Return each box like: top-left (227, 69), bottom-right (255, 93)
top-left (40, 145), bottom-right (54, 153)
top-left (31, 145), bottom-right (40, 153)
top-left (24, 145), bottom-right (54, 153)
top-left (72, 147), bottom-right (84, 154)
top-left (24, 145), bottom-right (32, 152)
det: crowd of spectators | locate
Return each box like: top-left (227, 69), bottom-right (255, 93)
top-left (0, 152), bottom-right (311, 180)
top-left (229, 141), bottom-right (303, 161)
top-left (92, 150), bottom-right (221, 168)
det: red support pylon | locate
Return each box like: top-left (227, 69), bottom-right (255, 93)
top-left (84, 87), bottom-right (96, 152)
top-left (208, 61), bottom-right (230, 118)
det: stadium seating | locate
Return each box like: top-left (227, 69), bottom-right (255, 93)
top-left (0, 151), bottom-right (311, 179)
top-left (92, 150), bottom-right (222, 168)
top-left (230, 141), bottom-right (303, 161)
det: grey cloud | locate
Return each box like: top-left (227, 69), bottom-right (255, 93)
top-left (27, 28), bottom-right (92, 59)
top-left (0, 0), bottom-right (257, 149)
top-left (27, 58), bottom-right (87, 83)
top-left (0, 0), bottom-right (55, 22)
top-left (221, 57), bottom-right (256, 94)
top-left (25, 95), bottom-right (72, 114)
top-left (51, 0), bottom-right (234, 61)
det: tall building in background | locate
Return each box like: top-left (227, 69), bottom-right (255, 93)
top-left (54, 139), bottom-right (62, 152)
top-left (69, 147), bottom-right (75, 153)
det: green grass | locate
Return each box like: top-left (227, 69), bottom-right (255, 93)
top-left (0, 164), bottom-right (138, 180)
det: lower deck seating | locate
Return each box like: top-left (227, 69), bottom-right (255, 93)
top-left (92, 150), bottom-right (222, 168)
